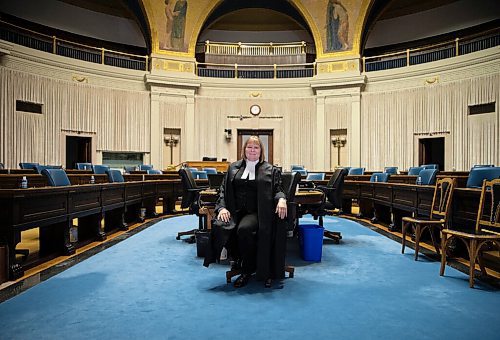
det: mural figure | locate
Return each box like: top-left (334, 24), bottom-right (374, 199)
top-left (171, 0), bottom-right (188, 51)
top-left (162, 0), bottom-right (173, 49)
top-left (326, 0), bottom-right (349, 51)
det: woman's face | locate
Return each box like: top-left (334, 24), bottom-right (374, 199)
top-left (245, 141), bottom-right (261, 162)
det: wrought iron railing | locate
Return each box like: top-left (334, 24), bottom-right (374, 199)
top-left (0, 20), bottom-right (148, 71)
top-left (196, 62), bottom-right (316, 79)
top-left (363, 29), bottom-right (500, 72)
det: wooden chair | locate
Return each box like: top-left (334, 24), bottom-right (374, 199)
top-left (440, 178), bottom-right (500, 288)
top-left (401, 177), bottom-right (455, 260)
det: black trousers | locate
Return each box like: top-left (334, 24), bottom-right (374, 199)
top-left (236, 212), bottom-right (259, 274)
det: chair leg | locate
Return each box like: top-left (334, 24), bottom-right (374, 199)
top-left (324, 229), bottom-right (342, 244)
top-left (176, 229), bottom-right (197, 240)
top-left (439, 233), bottom-right (448, 276)
top-left (401, 221), bottom-right (409, 254)
top-left (428, 225), bottom-right (441, 255)
top-left (469, 240), bottom-right (476, 288)
top-left (414, 224), bottom-right (422, 261)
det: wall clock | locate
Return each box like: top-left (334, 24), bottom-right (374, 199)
top-left (250, 104), bottom-right (261, 116)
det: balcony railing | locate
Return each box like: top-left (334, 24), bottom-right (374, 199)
top-left (0, 20), bottom-right (148, 71)
top-left (197, 40), bottom-right (316, 56)
top-left (363, 29), bottom-right (500, 72)
top-left (196, 62), bottom-right (316, 79)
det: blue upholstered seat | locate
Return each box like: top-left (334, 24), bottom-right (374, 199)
top-left (370, 173), bottom-right (390, 182)
top-left (421, 164), bottom-right (439, 170)
top-left (41, 168), bottom-right (71, 186)
top-left (384, 167), bottom-right (398, 174)
top-left (188, 167), bottom-right (199, 172)
top-left (76, 163), bottom-right (92, 170)
top-left (408, 166), bottom-right (423, 175)
top-left (106, 169), bottom-right (125, 183)
top-left (191, 170), bottom-right (208, 180)
top-left (139, 164), bottom-right (153, 171)
top-left (472, 164), bottom-right (494, 168)
top-left (35, 165), bottom-right (62, 174)
top-left (348, 167), bottom-right (365, 175)
top-left (147, 169), bottom-right (163, 174)
top-left (19, 162), bottom-right (40, 170)
top-left (93, 165), bottom-right (110, 174)
top-left (418, 169), bottom-right (438, 185)
top-left (306, 173), bottom-right (325, 181)
top-left (466, 167), bottom-right (500, 188)
top-left (202, 167), bottom-right (218, 174)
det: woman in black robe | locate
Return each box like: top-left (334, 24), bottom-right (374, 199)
top-left (203, 136), bottom-right (287, 288)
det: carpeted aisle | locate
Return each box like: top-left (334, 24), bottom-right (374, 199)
top-left (0, 215), bottom-right (499, 339)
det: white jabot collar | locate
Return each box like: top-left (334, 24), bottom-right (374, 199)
top-left (242, 159), bottom-right (258, 180)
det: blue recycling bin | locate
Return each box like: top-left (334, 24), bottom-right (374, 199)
top-left (298, 224), bottom-right (324, 262)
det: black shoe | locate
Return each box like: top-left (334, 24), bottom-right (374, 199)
top-left (234, 274), bottom-right (251, 288)
top-left (264, 278), bottom-right (272, 288)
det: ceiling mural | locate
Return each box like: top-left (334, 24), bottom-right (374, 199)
top-left (140, 0), bottom-right (371, 58)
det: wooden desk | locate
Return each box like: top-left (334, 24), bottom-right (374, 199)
top-left (343, 181), bottom-right (480, 231)
top-left (0, 180), bottom-right (181, 280)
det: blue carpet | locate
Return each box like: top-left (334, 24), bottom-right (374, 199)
top-left (0, 215), bottom-right (499, 340)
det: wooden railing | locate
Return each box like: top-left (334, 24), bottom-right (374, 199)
top-left (0, 20), bottom-right (149, 71)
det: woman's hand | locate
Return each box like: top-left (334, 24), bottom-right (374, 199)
top-left (217, 208), bottom-right (231, 223)
top-left (276, 198), bottom-right (287, 219)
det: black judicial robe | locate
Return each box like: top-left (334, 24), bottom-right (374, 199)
top-left (203, 159), bottom-right (287, 280)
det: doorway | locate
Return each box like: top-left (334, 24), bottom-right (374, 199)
top-left (163, 128), bottom-right (181, 169)
top-left (237, 130), bottom-right (273, 164)
top-left (418, 137), bottom-right (444, 170)
top-left (66, 136), bottom-right (92, 169)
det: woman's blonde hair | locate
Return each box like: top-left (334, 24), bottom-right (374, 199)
top-left (241, 135), bottom-right (265, 162)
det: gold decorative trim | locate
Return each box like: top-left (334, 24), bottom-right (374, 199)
top-left (72, 75), bottom-right (88, 83)
top-left (250, 92), bottom-right (262, 98)
top-left (425, 76), bottom-right (439, 85)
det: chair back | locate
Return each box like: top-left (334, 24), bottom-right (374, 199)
top-left (408, 166), bottom-right (423, 176)
top-left (139, 164), bottom-right (153, 171)
top-left (93, 165), bottom-right (110, 174)
top-left (41, 169), bottom-right (71, 186)
top-left (325, 168), bottom-right (348, 207)
top-left (202, 167), bottom-right (218, 174)
top-left (0, 162), bottom-right (3, 169)
top-left (473, 164), bottom-right (494, 168)
top-left (348, 167), bottom-right (365, 175)
top-left (421, 164), bottom-right (439, 170)
top-left (178, 168), bottom-right (199, 210)
top-left (306, 173), bottom-right (325, 181)
top-left (418, 169), bottom-right (438, 185)
top-left (476, 178), bottom-right (500, 234)
top-left (188, 167), bottom-right (198, 172)
top-left (384, 167), bottom-right (398, 174)
top-left (370, 173), bottom-right (390, 182)
top-left (106, 169), bottom-right (125, 183)
top-left (280, 172), bottom-right (302, 231)
top-left (76, 163), bottom-right (92, 170)
top-left (19, 162), bottom-right (40, 170)
top-left (466, 167), bottom-right (500, 188)
top-left (208, 173), bottom-right (224, 189)
top-left (191, 170), bottom-right (208, 179)
top-left (147, 169), bottom-right (163, 174)
top-left (429, 177), bottom-right (455, 221)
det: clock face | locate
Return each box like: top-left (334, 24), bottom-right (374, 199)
top-left (250, 104), bottom-right (261, 116)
